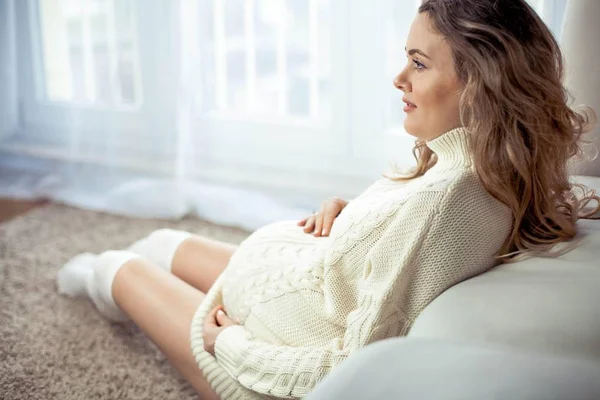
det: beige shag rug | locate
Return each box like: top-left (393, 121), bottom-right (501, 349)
top-left (0, 203), bottom-right (251, 399)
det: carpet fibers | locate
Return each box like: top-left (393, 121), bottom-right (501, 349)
top-left (0, 203), bottom-right (252, 399)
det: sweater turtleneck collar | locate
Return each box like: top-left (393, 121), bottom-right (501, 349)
top-left (425, 126), bottom-right (472, 174)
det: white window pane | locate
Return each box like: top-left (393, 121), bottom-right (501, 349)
top-left (225, 0), bottom-right (245, 37)
top-left (65, 16), bottom-right (86, 102)
top-left (255, 48), bottom-right (278, 112)
top-left (317, 0), bottom-right (331, 122)
top-left (201, 0), bottom-right (331, 123)
top-left (113, 0), bottom-right (138, 104)
top-left (227, 50), bottom-right (247, 110)
top-left (90, 6), bottom-right (110, 103)
top-left (38, 0), bottom-right (141, 107)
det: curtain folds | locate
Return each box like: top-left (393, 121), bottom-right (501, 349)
top-left (0, 0), bottom-right (573, 231)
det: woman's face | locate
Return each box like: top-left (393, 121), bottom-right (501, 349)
top-left (393, 12), bottom-right (463, 141)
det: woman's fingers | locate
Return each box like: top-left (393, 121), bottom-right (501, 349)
top-left (321, 210), bottom-right (336, 236)
top-left (318, 205), bottom-right (335, 236)
top-left (204, 305), bottom-right (220, 329)
top-left (319, 201), bottom-right (345, 236)
top-left (314, 207), bottom-right (326, 236)
top-left (301, 203), bottom-right (339, 236)
top-left (300, 198), bottom-right (348, 236)
top-left (297, 217), bottom-right (308, 226)
top-left (303, 216), bottom-right (316, 233)
top-left (216, 309), bottom-right (237, 327)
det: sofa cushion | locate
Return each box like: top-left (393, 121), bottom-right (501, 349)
top-left (407, 176), bottom-right (600, 360)
top-left (306, 337), bottom-right (600, 400)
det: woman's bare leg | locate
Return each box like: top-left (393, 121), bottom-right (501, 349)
top-left (111, 257), bottom-right (220, 399)
top-left (170, 235), bottom-right (238, 293)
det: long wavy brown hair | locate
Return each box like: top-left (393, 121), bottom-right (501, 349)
top-left (385, 0), bottom-right (600, 262)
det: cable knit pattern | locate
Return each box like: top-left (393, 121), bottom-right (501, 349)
top-left (189, 127), bottom-right (514, 399)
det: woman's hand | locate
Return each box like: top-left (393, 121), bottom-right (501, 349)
top-left (297, 197), bottom-right (349, 237)
top-left (203, 305), bottom-right (238, 357)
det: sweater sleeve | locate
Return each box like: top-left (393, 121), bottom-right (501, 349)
top-left (214, 175), bottom-right (512, 398)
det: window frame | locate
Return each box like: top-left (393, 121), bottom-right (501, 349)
top-left (14, 0), bottom-right (175, 149)
top-left (7, 0), bottom-right (569, 205)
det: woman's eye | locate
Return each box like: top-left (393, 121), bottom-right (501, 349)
top-left (412, 59), bottom-right (425, 71)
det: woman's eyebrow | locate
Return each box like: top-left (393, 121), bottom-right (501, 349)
top-left (405, 47), bottom-right (431, 59)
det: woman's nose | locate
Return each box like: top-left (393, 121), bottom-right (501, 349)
top-left (393, 69), bottom-right (409, 92)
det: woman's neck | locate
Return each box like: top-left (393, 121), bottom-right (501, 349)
top-left (425, 126), bottom-right (473, 174)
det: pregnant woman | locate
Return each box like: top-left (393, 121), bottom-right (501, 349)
top-left (56, 0), bottom-right (599, 398)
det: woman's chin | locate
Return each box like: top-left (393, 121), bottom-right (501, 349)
top-left (403, 119), bottom-right (420, 139)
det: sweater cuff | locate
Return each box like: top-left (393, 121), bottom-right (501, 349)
top-left (214, 325), bottom-right (253, 374)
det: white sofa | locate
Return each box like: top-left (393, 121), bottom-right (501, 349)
top-left (307, 176), bottom-right (600, 400)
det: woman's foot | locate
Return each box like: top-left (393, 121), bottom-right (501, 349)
top-left (56, 252), bottom-right (97, 298)
top-left (56, 250), bottom-right (139, 322)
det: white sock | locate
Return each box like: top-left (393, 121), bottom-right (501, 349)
top-left (57, 250), bottom-right (139, 322)
top-left (56, 252), bottom-right (97, 298)
top-left (125, 229), bottom-right (192, 272)
top-left (126, 237), bottom-right (150, 255)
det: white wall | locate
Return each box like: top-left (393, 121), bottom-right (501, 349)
top-left (0, 0), bottom-right (17, 140)
top-left (562, 0), bottom-right (600, 176)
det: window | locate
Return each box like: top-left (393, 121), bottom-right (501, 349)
top-left (199, 0), bottom-right (331, 123)
top-left (38, 0), bottom-right (142, 107)
top-left (14, 0), bottom-right (174, 167)
top-left (8, 0), bottom-right (569, 201)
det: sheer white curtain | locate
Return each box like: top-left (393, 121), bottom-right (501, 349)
top-left (0, 0), bottom-right (17, 142)
top-left (0, 0), bottom-right (567, 231)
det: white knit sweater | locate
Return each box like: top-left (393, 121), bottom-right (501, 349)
top-left (189, 127), bottom-right (513, 399)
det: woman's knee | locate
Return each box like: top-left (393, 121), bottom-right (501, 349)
top-left (132, 229), bottom-right (193, 270)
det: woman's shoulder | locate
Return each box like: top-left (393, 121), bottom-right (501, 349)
top-left (374, 167), bottom-right (474, 194)
top-left (426, 169), bottom-right (512, 225)
top-left (399, 169), bottom-right (510, 217)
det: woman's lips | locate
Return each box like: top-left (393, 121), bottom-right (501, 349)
top-left (403, 103), bottom-right (417, 112)
top-left (402, 98), bottom-right (417, 112)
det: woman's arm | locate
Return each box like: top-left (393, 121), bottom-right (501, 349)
top-left (213, 174), bottom-right (512, 398)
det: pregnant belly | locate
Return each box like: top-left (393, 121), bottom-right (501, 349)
top-left (219, 222), bottom-right (329, 337)
top-left (221, 242), bottom-right (320, 324)
top-left (222, 269), bottom-right (344, 347)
